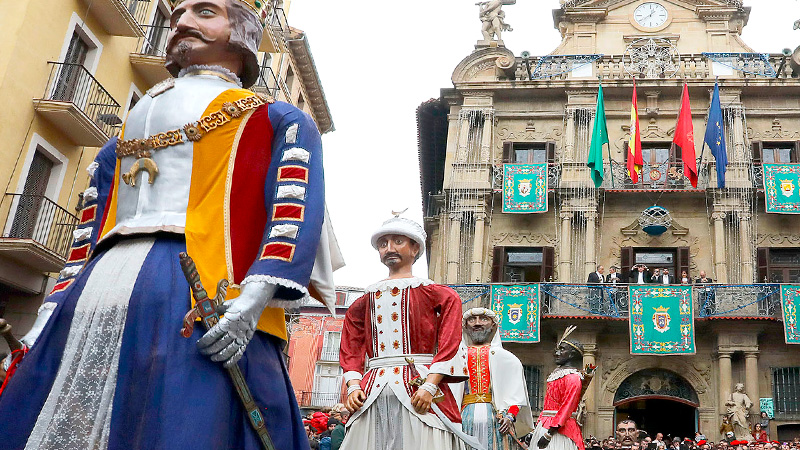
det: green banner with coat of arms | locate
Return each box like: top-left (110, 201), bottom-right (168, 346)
top-left (491, 284), bottom-right (540, 343)
top-left (780, 285), bottom-right (800, 344)
top-left (764, 164), bottom-right (800, 214)
top-left (503, 164), bottom-right (548, 213)
top-left (629, 285), bottom-right (695, 355)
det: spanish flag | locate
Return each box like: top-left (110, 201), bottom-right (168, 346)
top-left (627, 79), bottom-right (644, 183)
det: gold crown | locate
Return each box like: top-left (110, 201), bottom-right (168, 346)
top-left (169, 0), bottom-right (269, 27)
top-left (653, 305), bottom-right (670, 313)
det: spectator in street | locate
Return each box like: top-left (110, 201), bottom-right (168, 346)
top-left (759, 412), bottom-right (771, 438)
top-left (329, 417), bottom-right (345, 450)
top-left (753, 423), bottom-right (768, 443)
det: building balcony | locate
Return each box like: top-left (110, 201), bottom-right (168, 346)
top-left (295, 390), bottom-right (346, 408)
top-left (251, 66), bottom-right (291, 103)
top-left (512, 52), bottom-right (797, 83)
top-left (493, 163), bottom-right (561, 193)
top-left (80, 0), bottom-right (148, 37)
top-left (319, 345), bottom-right (340, 362)
top-left (450, 282), bottom-right (783, 320)
top-left (0, 193), bottom-right (78, 276)
top-left (130, 25), bottom-right (171, 88)
top-left (601, 160), bottom-right (711, 191)
top-left (34, 62), bottom-right (122, 147)
top-left (260, 6), bottom-right (288, 54)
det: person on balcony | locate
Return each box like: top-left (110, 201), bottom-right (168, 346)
top-left (338, 215), bottom-right (469, 449)
top-left (629, 264), bottom-right (650, 284)
top-left (0, 1), bottom-right (339, 448)
top-left (587, 265), bottom-right (605, 313)
top-left (453, 307), bottom-right (534, 450)
top-left (606, 266), bottom-right (622, 284)
top-left (656, 268), bottom-right (674, 285)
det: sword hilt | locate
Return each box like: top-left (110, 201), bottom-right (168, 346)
top-left (178, 252), bottom-right (228, 337)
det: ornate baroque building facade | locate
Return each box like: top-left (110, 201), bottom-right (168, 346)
top-left (0, 0), bottom-right (332, 349)
top-left (419, 0), bottom-right (800, 441)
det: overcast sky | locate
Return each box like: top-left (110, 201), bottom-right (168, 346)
top-left (288, 0), bottom-right (800, 288)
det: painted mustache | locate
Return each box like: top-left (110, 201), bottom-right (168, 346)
top-left (167, 28), bottom-right (217, 51)
top-left (381, 252), bottom-right (401, 262)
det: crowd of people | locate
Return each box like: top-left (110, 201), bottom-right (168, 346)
top-left (588, 265), bottom-right (715, 285)
top-left (581, 416), bottom-right (800, 450)
top-left (304, 404), bottom-right (350, 450)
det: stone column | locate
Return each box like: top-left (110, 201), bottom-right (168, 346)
top-left (718, 350), bottom-right (733, 414)
top-left (731, 107), bottom-right (746, 163)
top-left (744, 351), bottom-right (759, 414)
top-left (712, 212), bottom-right (728, 284)
top-left (446, 212), bottom-right (462, 283)
top-left (456, 111), bottom-right (472, 163)
top-left (470, 212), bottom-right (486, 283)
top-left (563, 109), bottom-right (576, 162)
top-left (585, 212), bottom-right (597, 277)
top-left (480, 112), bottom-right (493, 163)
top-left (738, 213), bottom-right (754, 284)
top-left (559, 212), bottom-right (573, 282)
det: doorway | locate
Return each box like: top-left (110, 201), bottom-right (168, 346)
top-left (615, 398), bottom-right (697, 441)
top-left (613, 369), bottom-right (699, 440)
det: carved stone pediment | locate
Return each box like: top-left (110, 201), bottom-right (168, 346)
top-left (452, 47), bottom-right (517, 84)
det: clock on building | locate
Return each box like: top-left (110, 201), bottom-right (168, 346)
top-left (633, 2), bottom-right (669, 28)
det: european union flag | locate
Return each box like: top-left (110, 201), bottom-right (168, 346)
top-left (703, 82), bottom-right (728, 188)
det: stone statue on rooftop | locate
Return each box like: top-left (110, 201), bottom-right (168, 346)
top-left (478, 0), bottom-right (515, 43)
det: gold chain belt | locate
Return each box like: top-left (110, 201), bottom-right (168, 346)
top-left (116, 93), bottom-right (274, 160)
top-left (462, 392), bottom-right (493, 407)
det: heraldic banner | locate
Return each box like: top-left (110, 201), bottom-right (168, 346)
top-left (629, 285), bottom-right (695, 355)
top-left (780, 285), bottom-right (800, 344)
top-left (491, 284), bottom-right (540, 343)
top-left (764, 164), bottom-right (800, 214)
top-left (503, 164), bottom-right (548, 213)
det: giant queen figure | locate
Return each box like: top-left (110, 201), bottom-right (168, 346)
top-left (0, 1), bottom-right (336, 449)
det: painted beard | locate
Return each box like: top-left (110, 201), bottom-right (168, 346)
top-left (466, 326), bottom-right (494, 345)
top-left (167, 29), bottom-right (217, 67)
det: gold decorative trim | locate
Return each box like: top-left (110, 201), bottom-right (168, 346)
top-left (115, 94), bottom-right (273, 160)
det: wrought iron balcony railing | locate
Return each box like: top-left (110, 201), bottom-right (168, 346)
top-left (135, 24), bottom-right (170, 57)
top-left (268, 7), bottom-right (288, 34)
top-left (319, 345), bottom-right (340, 362)
top-left (602, 159), bottom-right (711, 190)
top-left (125, 0), bottom-right (151, 26)
top-left (1, 193), bottom-right (79, 259)
top-left (295, 390), bottom-right (346, 408)
top-left (252, 65), bottom-right (292, 102)
top-left (493, 163), bottom-right (561, 192)
top-left (449, 282), bottom-right (783, 320)
top-left (41, 62), bottom-right (122, 138)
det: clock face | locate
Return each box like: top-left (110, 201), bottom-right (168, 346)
top-left (634, 2), bottom-right (668, 28)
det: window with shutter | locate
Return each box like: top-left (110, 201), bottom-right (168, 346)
top-left (523, 365), bottom-right (544, 410)
top-left (10, 150), bottom-right (54, 239)
top-left (493, 247), bottom-right (549, 282)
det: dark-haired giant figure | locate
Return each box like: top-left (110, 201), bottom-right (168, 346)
top-left (532, 329), bottom-right (589, 450)
top-left (0, 1), bottom-right (336, 448)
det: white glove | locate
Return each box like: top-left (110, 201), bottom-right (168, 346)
top-left (197, 282), bottom-right (276, 368)
top-left (20, 302), bottom-right (57, 349)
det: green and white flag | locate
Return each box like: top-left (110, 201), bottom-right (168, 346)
top-left (629, 285), bottom-right (695, 355)
top-left (491, 284), bottom-right (540, 342)
top-left (587, 84), bottom-right (608, 188)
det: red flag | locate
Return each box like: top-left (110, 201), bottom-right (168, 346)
top-left (673, 83), bottom-right (698, 187)
top-left (627, 79), bottom-right (643, 183)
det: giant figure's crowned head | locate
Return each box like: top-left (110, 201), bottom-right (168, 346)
top-left (166, 0), bottom-right (266, 87)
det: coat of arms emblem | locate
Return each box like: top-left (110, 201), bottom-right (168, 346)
top-left (507, 303), bottom-right (523, 325)
top-left (780, 178), bottom-right (795, 198)
top-left (652, 305), bottom-right (671, 333)
top-left (517, 179), bottom-right (532, 197)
